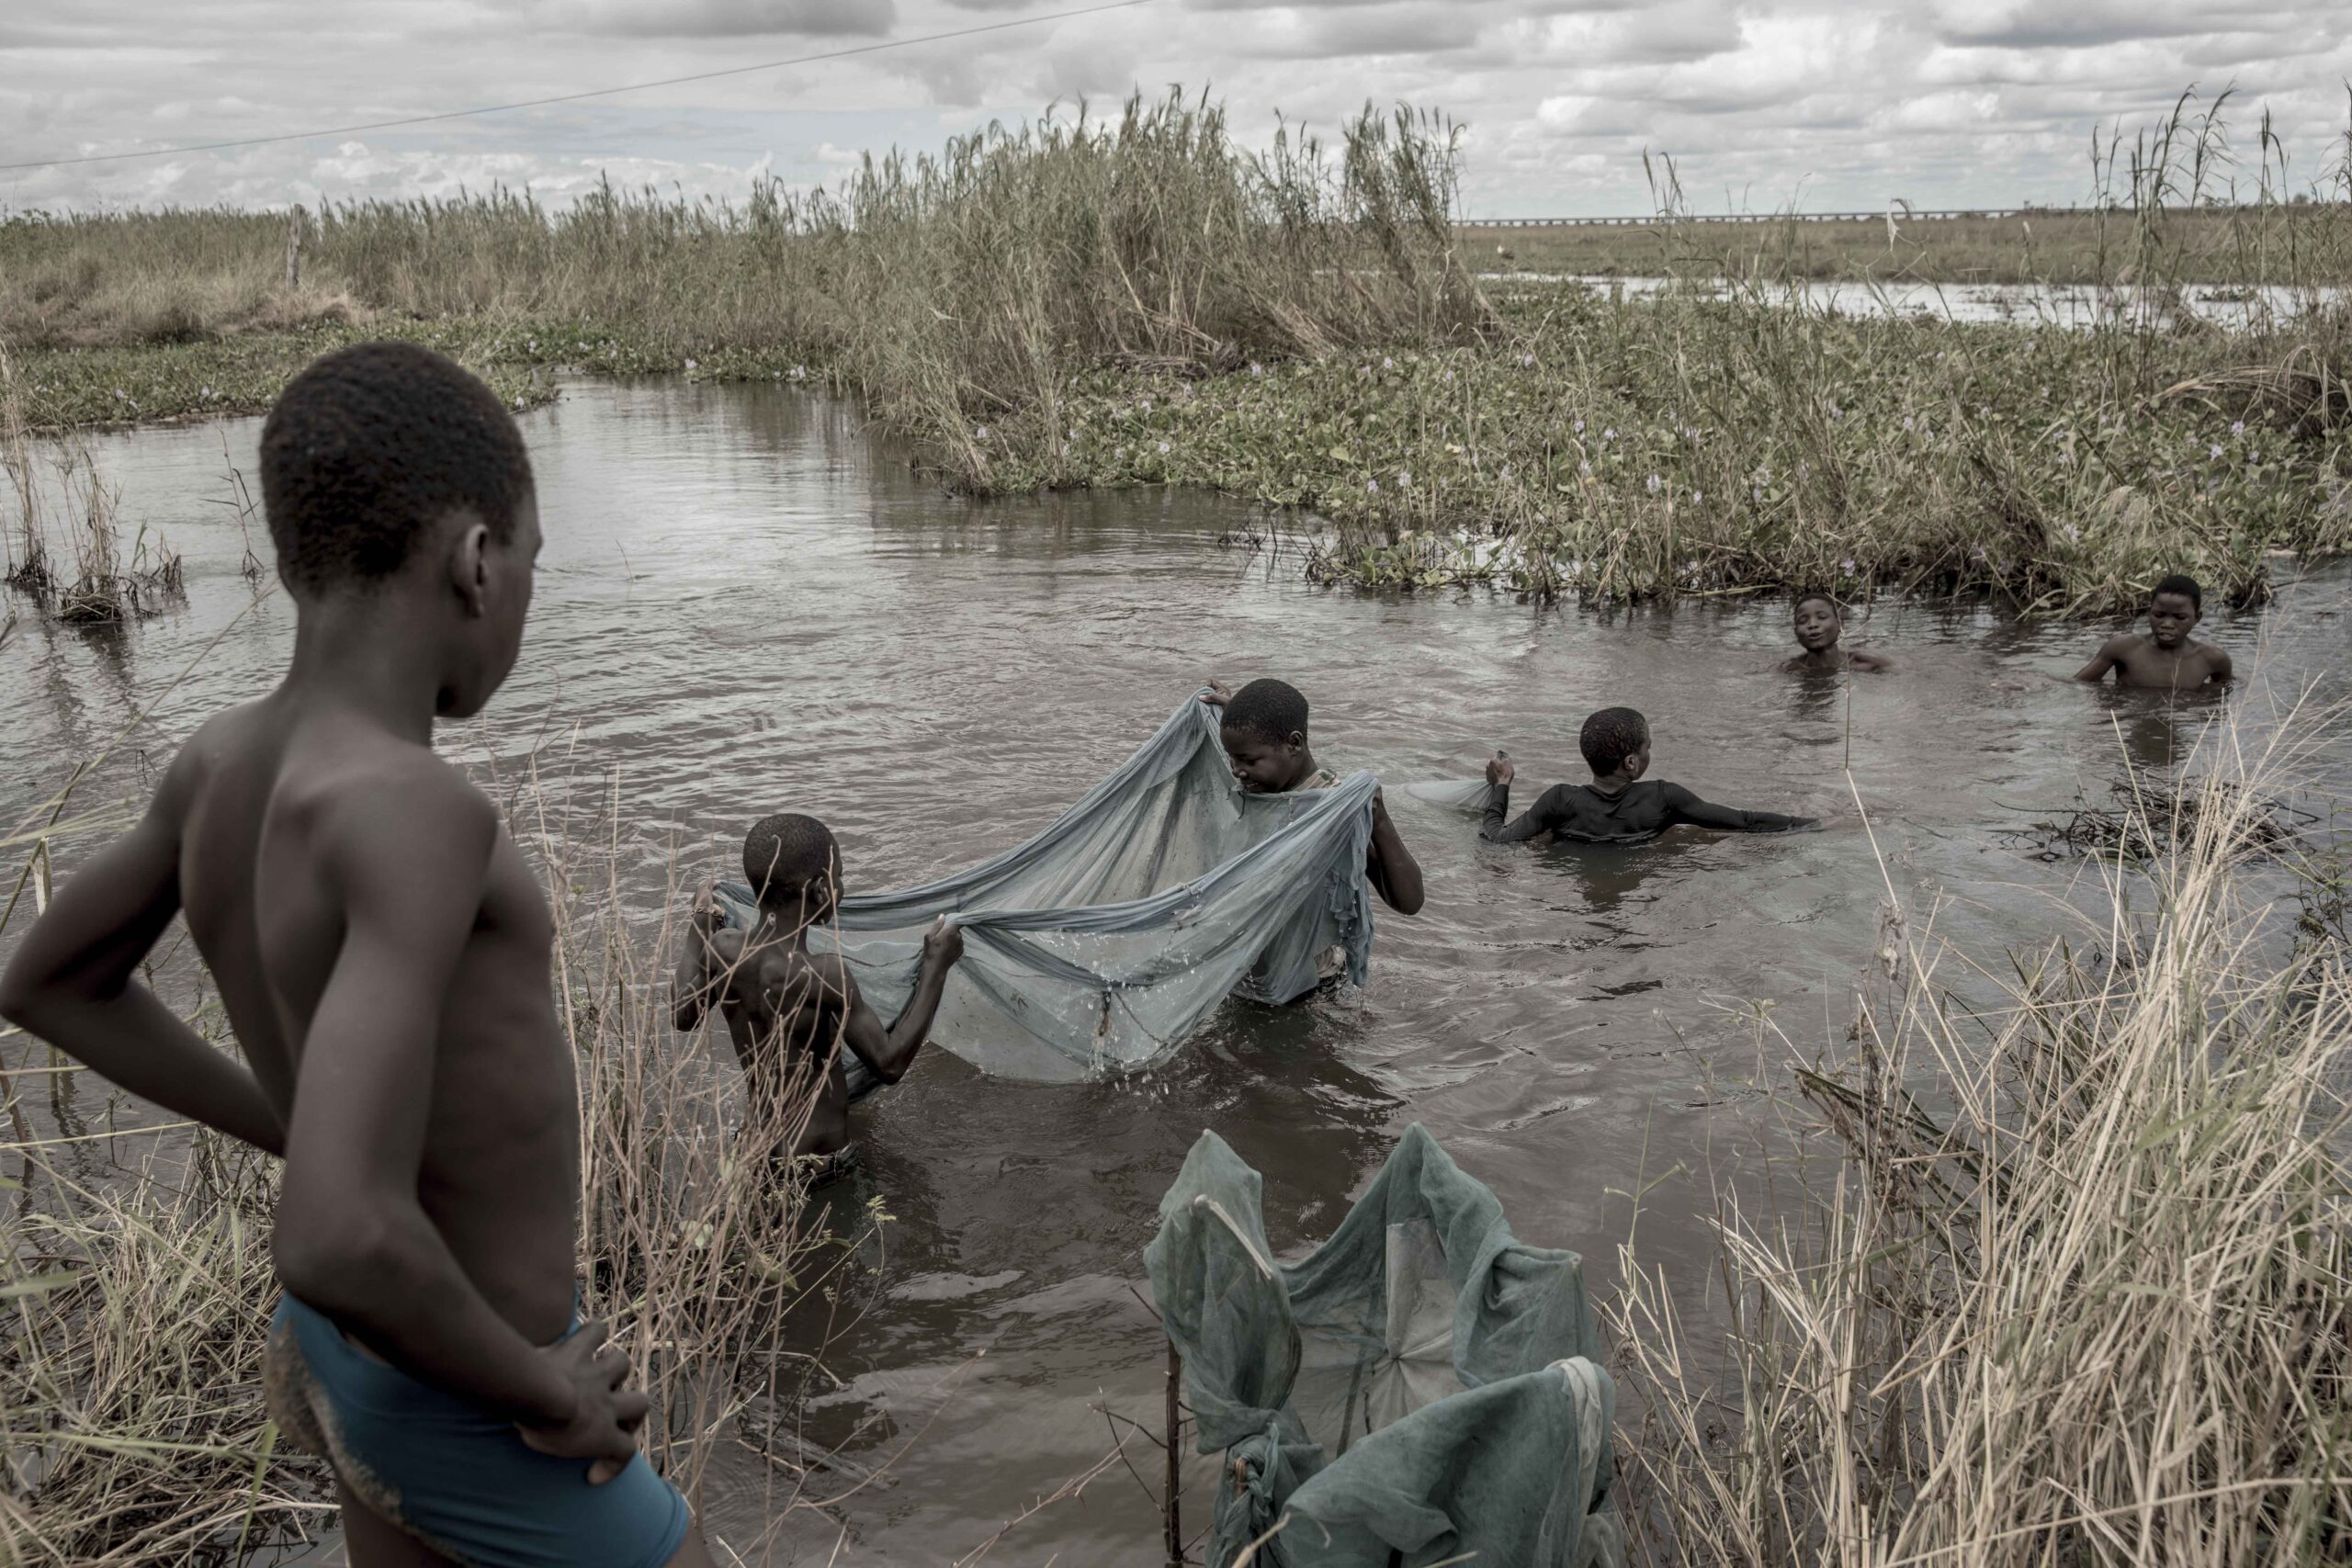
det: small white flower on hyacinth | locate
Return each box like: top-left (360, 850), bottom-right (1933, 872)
top-left (1841, 558), bottom-right (1857, 574)
top-left (2063, 524), bottom-right (2081, 543)
top-left (1602, 427), bottom-right (1615, 441)
top-left (1383, 357), bottom-right (1395, 370)
top-left (1158, 441), bottom-right (1170, 454)
top-left (1573, 419), bottom-right (1585, 434)
top-left (1250, 362), bottom-right (1264, 376)
top-left (2232, 421), bottom-right (2245, 436)
top-left (684, 358), bottom-right (698, 370)
top-left (1141, 399), bottom-right (1153, 412)
top-left (977, 426), bottom-right (989, 441)
top-left (1368, 479), bottom-right (1380, 493)
top-left (1645, 474), bottom-right (1661, 494)
top-left (1903, 416), bottom-right (1915, 431)
top-left (1397, 469), bottom-right (1411, 484)
top-left (1692, 489), bottom-right (1702, 503)
top-left (2209, 444), bottom-right (2223, 458)
top-left (1578, 460), bottom-right (1592, 477)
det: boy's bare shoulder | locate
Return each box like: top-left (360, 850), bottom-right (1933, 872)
top-left (283, 732), bottom-right (496, 859)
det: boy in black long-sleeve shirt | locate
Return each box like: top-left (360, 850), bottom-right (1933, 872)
top-left (1480, 706), bottom-right (1816, 845)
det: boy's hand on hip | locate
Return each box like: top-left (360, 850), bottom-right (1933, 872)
top-left (516, 1319), bottom-right (648, 1485)
top-left (922, 913), bottom-right (965, 969)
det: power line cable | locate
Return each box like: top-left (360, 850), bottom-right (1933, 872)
top-left (0, 0), bottom-right (1154, 174)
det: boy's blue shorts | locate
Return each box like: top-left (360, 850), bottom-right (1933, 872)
top-left (266, 1293), bottom-right (691, 1568)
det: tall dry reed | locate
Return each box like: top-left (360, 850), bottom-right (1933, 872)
top-left (1614, 699), bottom-right (2352, 1564)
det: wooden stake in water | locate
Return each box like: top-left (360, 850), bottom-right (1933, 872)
top-left (1165, 1340), bottom-right (1183, 1567)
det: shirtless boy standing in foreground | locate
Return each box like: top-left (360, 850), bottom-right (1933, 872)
top-left (673, 813), bottom-right (962, 1189)
top-left (0, 344), bottom-right (708, 1566)
top-left (2074, 573), bottom-right (2233, 689)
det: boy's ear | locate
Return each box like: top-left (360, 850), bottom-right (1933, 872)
top-left (1286, 729), bottom-right (1306, 751)
top-left (447, 517), bottom-right (492, 617)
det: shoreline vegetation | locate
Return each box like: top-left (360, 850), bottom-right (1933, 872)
top-left (4, 88), bottom-right (2350, 613)
top-left (1617, 707), bottom-right (2352, 1563)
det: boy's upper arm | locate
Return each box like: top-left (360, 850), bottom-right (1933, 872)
top-left (2074, 637), bottom-right (2125, 682)
top-left (280, 769), bottom-right (498, 1213)
top-left (1, 739), bottom-right (198, 1014)
top-left (1661, 783), bottom-right (1748, 830)
top-left (817, 954), bottom-right (888, 1071)
top-left (2210, 645), bottom-right (2234, 682)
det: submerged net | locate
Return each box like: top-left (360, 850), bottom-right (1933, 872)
top-left (1148, 1125), bottom-right (1625, 1568)
top-left (717, 694), bottom-right (1377, 1081)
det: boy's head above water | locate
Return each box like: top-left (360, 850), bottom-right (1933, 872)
top-left (2148, 573), bottom-right (2203, 648)
top-left (1792, 592), bottom-right (1843, 653)
top-left (1218, 679), bottom-right (1314, 794)
top-left (259, 342), bottom-right (539, 720)
top-left (744, 812), bottom-right (842, 920)
top-left (1579, 706), bottom-right (1652, 784)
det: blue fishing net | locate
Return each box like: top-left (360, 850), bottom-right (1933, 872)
top-left (716, 694), bottom-right (1378, 1081)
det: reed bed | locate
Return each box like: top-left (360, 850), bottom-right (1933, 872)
top-left (0, 730), bottom-right (862, 1562)
top-left (1, 346), bottom-right (182, 626)
top-left (2, 87), bottom-right (2347, 614)
top-left (1613, 702), bottom-right (2352, 1565)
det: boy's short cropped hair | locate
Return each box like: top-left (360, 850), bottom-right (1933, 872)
top-left (743, 814), bottom-right (839, 899)
top-left (260, 342), bottom-right (535, 595)
top-left (2153, 573), bottom-right (2202, 612)
top-left (1794, 591), bottom-right (1840, 616)
top-left (1220, 679), bottom-right (1309, 745)
top-left (1579, 706), bottom-right (1649, 775)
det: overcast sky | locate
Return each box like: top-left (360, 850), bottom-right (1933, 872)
top-left (6, 1), bottom-right (2348, 219)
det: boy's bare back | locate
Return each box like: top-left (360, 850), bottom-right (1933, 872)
top-left (255, 708), bottom-right (580, 1343)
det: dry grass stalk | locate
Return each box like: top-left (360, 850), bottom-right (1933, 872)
top-left (1614, 700), bottom-right (2352, 1565)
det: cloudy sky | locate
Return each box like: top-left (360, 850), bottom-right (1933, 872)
top-left (5, 1), bottom-right (2348, 219)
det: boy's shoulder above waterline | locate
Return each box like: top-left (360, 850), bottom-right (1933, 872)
top-left (2078, 630), bottom-right (2233, 688)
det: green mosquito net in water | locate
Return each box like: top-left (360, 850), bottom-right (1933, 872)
top-left (716, 694), bottom-right (1377, 1081)
top-left (1147, 1125), bottom-right (1627, 1568)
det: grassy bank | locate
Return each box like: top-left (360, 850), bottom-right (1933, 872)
top-left (1464, 204), bottom-right (2352, 287)
top-left (1614, 709), bottom-right (2352, 1563)
top-left (0, 730), bottom-right (852, 1562)
top-left (5, 90), bottom-right (2351, 614)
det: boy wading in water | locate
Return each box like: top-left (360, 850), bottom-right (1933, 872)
top-left (673, 814), bottom-right (963, 1190)
top-left (0, 344), bottom-right (711, 1566)
top-left (1204, 678), bottom-right (1426, 918)
top-left (1785, 592), bottom-right (1892, 672)
top-left (1481, 706), bottom-right (1817, 845)
top-left (2074, 573), bottom-right (2233, 689)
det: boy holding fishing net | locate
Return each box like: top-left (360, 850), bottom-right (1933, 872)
top-left (1, 344), bottom-right (713, 1567)
top-left (673, 812), bottom-right (963, 1193)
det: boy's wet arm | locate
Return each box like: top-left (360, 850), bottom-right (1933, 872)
top-left (0, 765), bottom-right (284, 1154)
top-left (274, 778), bottom-right (583, 1432)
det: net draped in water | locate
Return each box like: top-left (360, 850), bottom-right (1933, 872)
top-left (718, 695), bottom-right (1377, 1081)
top-left (1146, 1125), bottom-right (1626, 1568)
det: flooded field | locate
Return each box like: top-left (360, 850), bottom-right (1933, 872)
top-left (5, 378), bottom-right (2346, 1563)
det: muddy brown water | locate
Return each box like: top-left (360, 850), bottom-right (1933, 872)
top-left (4, 379), bottom-right (2347, 1564)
